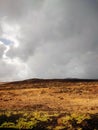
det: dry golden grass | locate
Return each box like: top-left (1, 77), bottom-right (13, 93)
top-left (0, 79), bottom-right (98, 114)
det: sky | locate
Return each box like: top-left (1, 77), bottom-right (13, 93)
top-left (0, 0), bottom-right (98, 81)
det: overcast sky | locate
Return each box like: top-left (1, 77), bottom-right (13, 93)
top-left (0, 0), bottom-right (98, 81)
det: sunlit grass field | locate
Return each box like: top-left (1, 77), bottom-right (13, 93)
top-left (0, 79), bottom-right (98, 129)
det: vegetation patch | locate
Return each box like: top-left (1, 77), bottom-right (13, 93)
top-left (0, 111), bottom-right (98, 130)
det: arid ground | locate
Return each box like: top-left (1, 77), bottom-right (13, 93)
top-left (0, 79), bottom-right (98, 114)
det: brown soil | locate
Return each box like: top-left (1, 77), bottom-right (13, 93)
top-left (0, 79), bottom-right (98, 113)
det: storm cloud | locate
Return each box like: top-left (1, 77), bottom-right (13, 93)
top-left (0, 0), bottom-right (98, 81)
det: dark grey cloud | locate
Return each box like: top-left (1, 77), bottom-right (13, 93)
top-left (0, 0), bottom-right (98, 81)
top-left (0, 0), bottom-right (45, 21)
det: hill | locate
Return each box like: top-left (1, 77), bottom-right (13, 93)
top-left (0, 78), bottom-right (98, 129)
top-left (0, 78), bottom-right (98, 113)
